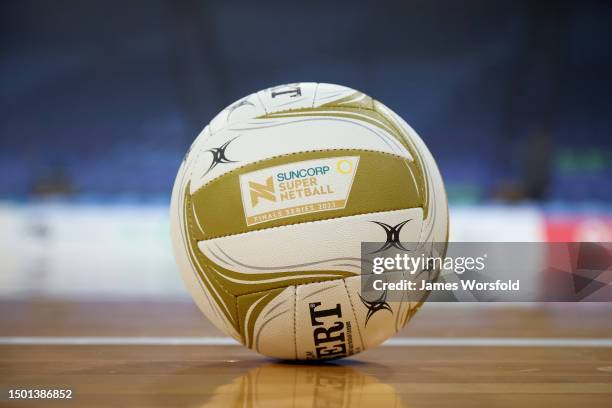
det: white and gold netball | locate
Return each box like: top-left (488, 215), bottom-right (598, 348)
top-left (170, 83), bottom-right (448, 360)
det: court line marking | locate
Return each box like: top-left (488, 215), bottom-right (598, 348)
top-left (1, 337), bottom-right (612, 347)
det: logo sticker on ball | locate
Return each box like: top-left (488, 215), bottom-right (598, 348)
top-left (239, 156), bottom-right (360, 226)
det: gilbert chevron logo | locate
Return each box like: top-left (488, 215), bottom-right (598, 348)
top-left (370, 220), bottom-right (412, 253)
top-left (358, 290), bottom-right (392, 326)
top-left (239, 156), bottom-right (359, 226)
top-left (203, 137), bottom-right (239, 176)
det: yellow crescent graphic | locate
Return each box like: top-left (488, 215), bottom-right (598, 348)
top-left (336, 159), bottom-right (353, 174)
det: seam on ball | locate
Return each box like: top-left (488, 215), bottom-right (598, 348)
top-left (255, 91), bottom-right (268, 115)
top-left (342, 278), bottom-right (365, 352)
top-left (234, 277), bottom-right (358, 297)
top-left (311, 83), bottom-right (320, 108)
top-left (293, 286), bottom-right (297, 360)
top-left (202, 207), bottom-right (421, 241)
top-left (265, 99), bottom-right (378, 115)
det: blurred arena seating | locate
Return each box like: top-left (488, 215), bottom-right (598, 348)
top-left (0, 0), bottom-right (610, 204)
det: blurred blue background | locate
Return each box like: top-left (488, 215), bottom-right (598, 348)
top-left (1, 0), bottom-right (611, 204)
top-left (0, 0), bottom-right (611, 300)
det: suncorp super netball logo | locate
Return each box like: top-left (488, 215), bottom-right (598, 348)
top-left (239, 156), bottom-right (359, 226)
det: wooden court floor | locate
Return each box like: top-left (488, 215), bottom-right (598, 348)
top-left (1, 300), bottom-right (612, 407)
